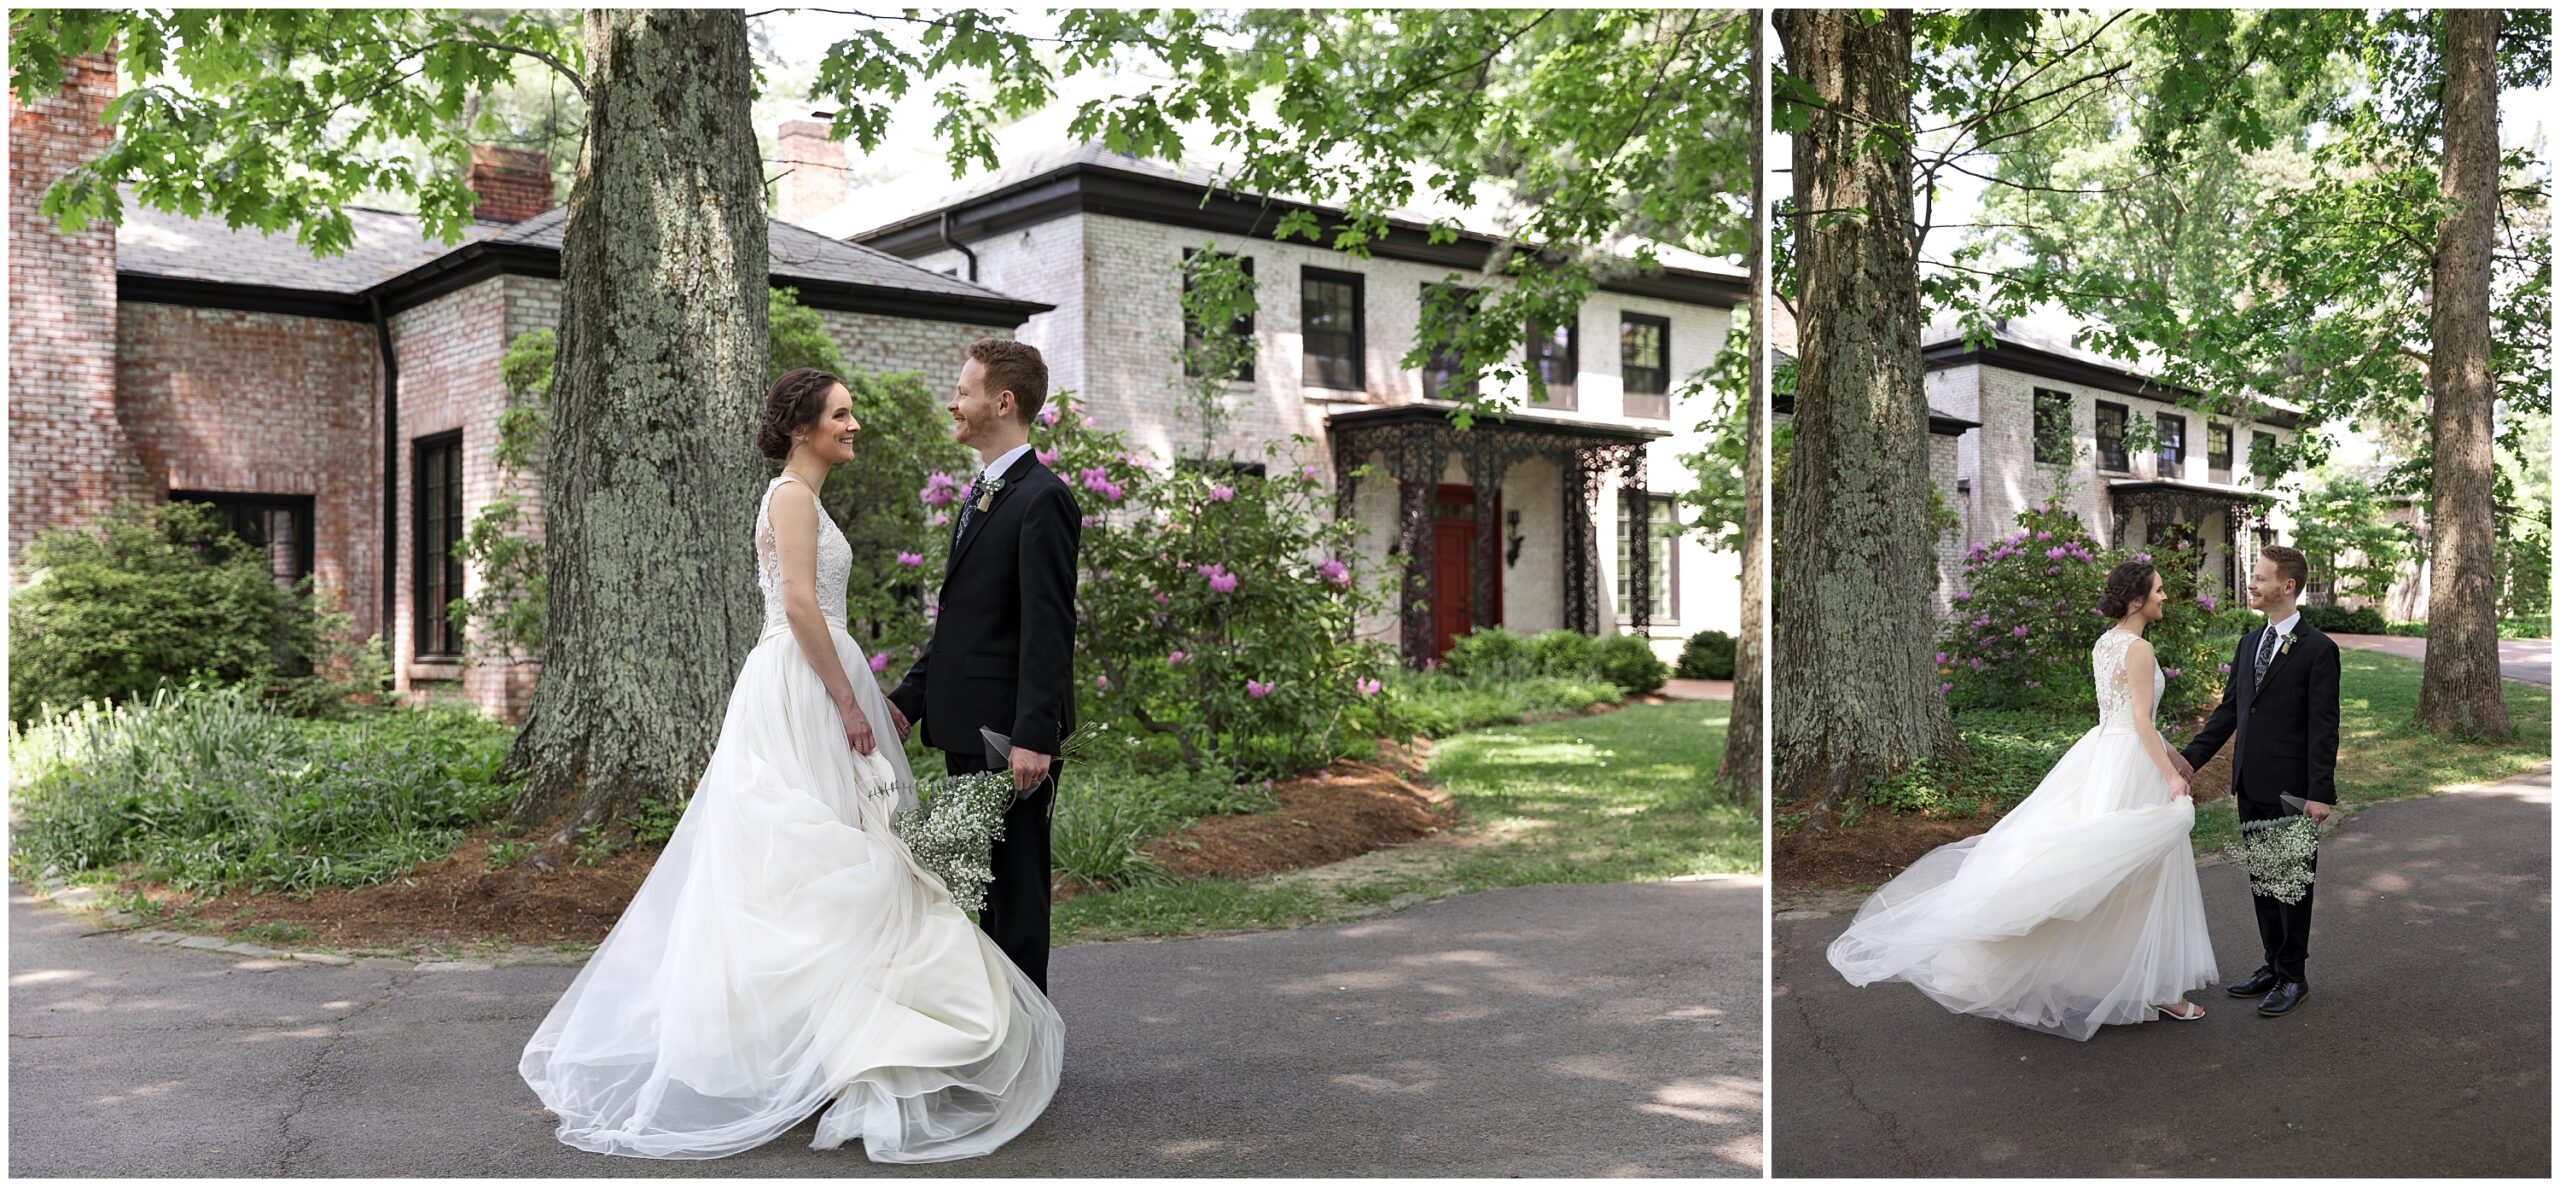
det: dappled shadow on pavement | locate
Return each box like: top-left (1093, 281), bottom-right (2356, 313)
top-left (1773, 770), bottom-right (2551, 1178)
top-left (12, 878), bottom-right (1760, 1177)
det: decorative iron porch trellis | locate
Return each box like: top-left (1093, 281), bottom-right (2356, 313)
top-left (2106, 478), bottom-right (2276, 603)
top-left (1327, 405), bottom-right (1667, 666)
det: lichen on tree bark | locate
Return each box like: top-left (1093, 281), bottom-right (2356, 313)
top-left (504, 10), bottom-right (774, 833)
top-left (1772, 9), bottom-right (1957, 823)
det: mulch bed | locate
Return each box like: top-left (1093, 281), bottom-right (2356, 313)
top-left (1775, 727), bottom-right (2234, 893)
top-left (142, 739), bottom-right (1466, 948)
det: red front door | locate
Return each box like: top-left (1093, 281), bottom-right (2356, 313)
top-left (1431, 485), bottom-right (1501, 660)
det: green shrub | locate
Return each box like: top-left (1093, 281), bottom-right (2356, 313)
top-left (2386, 620), bottom-right (2429, 637)
top-left (1674, 629), bottom-right (1737, 680)
top-left (1383, 670), bottom-right (1625, 738)
top-left (1526, 629), bottom-right (1599, 678)
top-left (10, 501), bottom-right (318, 724)
top-left (10, 687), bottom-right (516, 894)
top-left (1863, 709), bottom-right (2085, 816)
top-left (2501, 617), bottom-right (2551, 640)
top-left (1594, 633), bottom-right (1669, 694)
top-left (1441, 626), bottom-right (1530, 679)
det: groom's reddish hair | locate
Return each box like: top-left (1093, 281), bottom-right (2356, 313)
top-left (968, 338), bottom-right (1049, 425)
top-left (2261, 545), bottom-right (2310, 599)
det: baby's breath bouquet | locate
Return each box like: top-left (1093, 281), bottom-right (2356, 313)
top-left (2231, 814), bottom-right (2320, 905)
top-left (873, 725), bottom-right (1087, 914)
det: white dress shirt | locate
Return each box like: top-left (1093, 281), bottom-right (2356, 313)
top-left (975, 441), bottom-right (1034, 486)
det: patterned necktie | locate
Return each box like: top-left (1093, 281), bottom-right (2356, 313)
top-left (953, 473), bottom-right (989, 548)
top-left (2255, 624), bottom-right (2281, 684)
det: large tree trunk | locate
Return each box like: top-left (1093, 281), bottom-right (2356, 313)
top-left (1714, 11), bottom-right (1766, 807)
top-left (1771, 10), bottom-right (1954, 823)
top-left (2413, 8), bottom-right (2511, 741)
top-left (506, 10), bottom-right (773, 833)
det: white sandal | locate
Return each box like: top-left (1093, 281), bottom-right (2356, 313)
top-left (2156, 1000), bottom-right (2205, 1021)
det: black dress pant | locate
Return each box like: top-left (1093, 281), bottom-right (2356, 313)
top-left (944, 750), bottom-right (1056, 993)
top-left (2237, 794), bottom-right (2316, 984)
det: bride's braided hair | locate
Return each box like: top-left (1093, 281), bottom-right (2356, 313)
top-left (2098, 560), bottom-right (2159, 619)
top-left (757, 368), bottom-right (845, 460)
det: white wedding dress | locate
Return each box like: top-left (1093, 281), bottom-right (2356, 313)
top-left (520, 474), bottom-right (1062, 1160)
top-left (1827, 628), bottom-right (2217, 1040)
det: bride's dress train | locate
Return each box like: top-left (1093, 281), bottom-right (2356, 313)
top-left (520, 474), bottom-right (1061, 1160)
top-left (1827, 629), bottom-right (2216, 1040)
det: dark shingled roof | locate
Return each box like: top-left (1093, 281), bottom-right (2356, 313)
top-left (114, 196), bottom-right (1042, 318)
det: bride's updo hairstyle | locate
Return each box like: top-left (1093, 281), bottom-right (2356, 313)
top-left (2098, 560), bottom-right (2159, 619)
top-left (757, 368), bottom-right (845, 460)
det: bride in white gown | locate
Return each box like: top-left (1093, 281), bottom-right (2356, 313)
top-left (520, 369), bottom-right (1062, 1160)
top-left (1828, 561), bottom-right (2216, 1040)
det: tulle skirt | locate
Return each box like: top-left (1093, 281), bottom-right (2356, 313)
top-left (519, 623), bottom-right (1063, 1160)
top-left (1826, 726), bottom-right (2217, 1041)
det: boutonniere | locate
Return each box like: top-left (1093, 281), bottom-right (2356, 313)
top-left (2279, 635), bottom-right (2297, 657)
top-left (976, 477), bottom-right (1007, 512)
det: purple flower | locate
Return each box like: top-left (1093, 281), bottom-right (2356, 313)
top-left (1167, 650), bottom-right (1190, 665)
top-left (930, 511), bottom-right (950, 527)
top-left (919, 471), bottom-right (963, 506)
top-left (1209, 484), bottom-right (1236, 502)
top-left (2137, 552), bottom-right (2152, 564)
top-left (2198, 595), bottom-right (2217, 611)
top-left (1036, 447), bottom-right (1060, 467)
top-left (1081, 515), bottom-right (1097, 527)
top-left (1940, 682), bottom-right (1953, 694)
top-left (1038, 407), bottom-right (1060, 427)
top-left (1246, 679), bottom-right (1274, 699)
top-left (1318, 558), bottom-right (1351, 587)
top-left (2035, 530), bottom-right (2052, 541)
top-left (1210, 571), bottom-right (1239, 594)
top-left (868, 652), bottom-right (890, 674)
top-left (2012, 625), bottom-right (2029, 638)
top-left (1154, 591), bottom-right (1171, 606)
top-left (1935, 652), bottom-right (1948, 665)
top-left (896, 551), bottom-right (924, 567)
top-left (1953, 592), bottom-right (1973, 603)
top-left (2045, 546), bottom-right (2068, 560)
top-left (2219, 662), bottom-right (2232, 674)
top-left (1094, 674), bottom-right (1112, 690)
top-left (1124, 451), bottom-right (1152, 470)
top-left (1301, 464), bottom-right (1320, 481)
top-left (1356, 677), bottom-right (1384, 696)
top-left (2163, 667), bottom-right (2183, 679)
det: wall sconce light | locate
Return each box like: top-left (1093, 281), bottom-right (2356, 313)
top-left (1956, 477), bottom-right (1971, 495)
top-left (1505, 509), bottom-right (1525, 568)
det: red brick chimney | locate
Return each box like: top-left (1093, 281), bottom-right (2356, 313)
top-left (9, 50), bottom-right (154, 567)
top-left (773, 118), bottom-right (848, 226)
top-left (466, 145), bottom-right (555, 223)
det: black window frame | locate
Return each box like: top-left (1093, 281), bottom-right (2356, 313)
top-left (1180, 248), bottom-right (1255, 383)
top-left (1614, 491), bottom-right (1679, 625)
top-left (1619, 312), bottom-right (1672, 419)
top-left (2207, 421), bottom-right (2233, 481)
top-left (1300, 265), bottom-right (1367, 392)
top-left (1175, 456), bottom-right (1269, 481)
top-left (1419, 281), bottom-right (1482, 403)
top-left (2251, 430), bottom-right (2282, 483)
top-left (2155, 410), bottom-right (2186, 479)
top-left (2094, 401), bottom-right (2130, 472)
top-left (1526, 312), bottom-right (1578, 410)
top-left (2031, 387), bottom-right (2072, 465)
top-left (170, 489), bottom-right (315, 592)
top-left (413, 431), bottom-right (466, 662)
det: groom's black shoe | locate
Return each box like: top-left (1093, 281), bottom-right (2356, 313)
top-left (2227, 968), bottom-right (2283, 997)
top-left (2256, 980), bottom-right (2308, 1017)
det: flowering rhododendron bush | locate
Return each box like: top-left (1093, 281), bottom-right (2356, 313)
top-left (1941, 502), bottom-right (2250, 722)
top-left (905, 392), bottom-right (1398, 778)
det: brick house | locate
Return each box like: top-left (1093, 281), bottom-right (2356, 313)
top-left (827, 144), bottom-right (1745, 664)
top-left (9, 56), bottom-right (1047, 720)
top-left (1924, 317), bottom-right (2304, 605)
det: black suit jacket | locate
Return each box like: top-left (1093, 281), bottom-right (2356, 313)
top-left (888, 451), bottom-right (1081, 756)
top-left (2179, 620), bottom-right (2342, 807)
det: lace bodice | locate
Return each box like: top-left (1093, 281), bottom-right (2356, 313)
top-left (2093, 628), bottom-right (2162, 732)
top-left (755, 474), bottom-right (851, 636)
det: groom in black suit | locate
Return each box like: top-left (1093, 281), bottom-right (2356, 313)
top-left (885, 338), bottom-right (1080, 993)
top-left (2178, 544), bottom-right (2340, 1018)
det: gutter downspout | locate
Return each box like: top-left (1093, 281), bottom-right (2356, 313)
top-left (370, 294), bottom-right (399, 651)
top-left (939, 210), bottom-right (978, 284)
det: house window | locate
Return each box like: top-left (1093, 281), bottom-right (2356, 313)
top-left (414, 432), bottom-right (465, 660)
top-left (2155, 411), bottom-right (2186, 480)
top-left (1419, 281), bottom-right (1481, 402)
top-left (2251, 430), bottom-right (2282, 483)
top-left (2032, 388), bottom-right (2072, 464)
top-left (2207, 422), bottom-right (2233, 481)
top-left (1180, 249), bottom-right (1254, 382)
top-left (1300, 266), bottom-right (1365, 391)
top-left (171, 490), bottom-right (314, 591)
top-left (2094, 401), bottom-right (2130, 472)
top-left (1527, 315), bottom-right (1577, 410)
top-left (1620, 313), bottom-right (1671, 420)
top-left (1176, 456), bottom-right (1268, 481)
top-left (1614, 493), bottom-right (1678, 625)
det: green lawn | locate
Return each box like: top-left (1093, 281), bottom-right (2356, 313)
top-left (1054, 699), bottom-right (1756, 943)
top-left (2183, 649), bottom-right (2551, 852)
